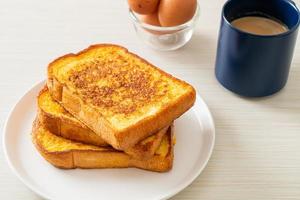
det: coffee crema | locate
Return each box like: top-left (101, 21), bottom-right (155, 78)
top-left (231, 16), bottom-right (289, 35)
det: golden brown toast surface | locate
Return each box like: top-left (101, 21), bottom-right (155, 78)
top-left (32, 120), bottom-right (174, 172)
top-left (38, 86), bottom-right (84, 127)
top-left (48, 44), bottom-right (195, 150)
top-left (38, 87), bottom-right (168, 159)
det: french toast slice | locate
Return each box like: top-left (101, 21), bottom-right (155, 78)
top-left (32, 119), bottom-right (174, 172)
top-left (47, 44), bottom-right (196, 150)
top-left (38, 87), bottom-right (168, 159)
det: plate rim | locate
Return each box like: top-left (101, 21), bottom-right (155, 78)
top-left (3, 80), bottom-right (215, 200)
top-left (2, 80), bottom-right (50, 199)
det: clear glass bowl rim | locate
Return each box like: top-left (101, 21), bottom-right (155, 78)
top-left (129, 2), bottom-right (200, 32)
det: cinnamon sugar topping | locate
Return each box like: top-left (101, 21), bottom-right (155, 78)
top-left (68, 56), bottom-right (167, 115)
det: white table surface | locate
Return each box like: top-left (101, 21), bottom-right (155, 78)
top-left (1, 0), bottom-right (300, 199)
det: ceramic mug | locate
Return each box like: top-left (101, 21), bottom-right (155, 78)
top-left (215, 0), bottom-right (300, 97)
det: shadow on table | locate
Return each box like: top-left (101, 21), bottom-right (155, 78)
top-left (152, 33), bottom-right (218, 68)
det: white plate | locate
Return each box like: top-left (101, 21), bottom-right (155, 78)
top-left (3, 80), bottom-right (215, 200)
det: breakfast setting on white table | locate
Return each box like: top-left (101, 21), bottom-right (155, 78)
top-left (0, 0), bottom-right (300, 199)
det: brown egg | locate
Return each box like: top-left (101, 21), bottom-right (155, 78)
top-left (158, 0), bottom-right (197, 27)
top-left (140, 12), bottom-right (161, 26)
top-left (140, 12), bottom-right (163, 35)
top-left (128, 0), bottom-right (160, 15)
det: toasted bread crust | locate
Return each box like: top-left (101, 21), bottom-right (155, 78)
top-left (38, 109), bottom-right (109, 146)
top-left (47, 44), bottom-right (196, 150)
top-left (38, 87), bottom-right (169, 159)
top-left (38, 86), bottom-right (109, 147)
top-left (32, 119), bottom-right (174, 172)
top-left (126, 126), bottom-right (168, 159)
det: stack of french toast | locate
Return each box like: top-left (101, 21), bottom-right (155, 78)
top-left (32, 44), bottom-right (196, 172)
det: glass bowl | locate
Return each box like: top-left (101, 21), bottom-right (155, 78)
top-left (129, 3), bottom-right (200, 51)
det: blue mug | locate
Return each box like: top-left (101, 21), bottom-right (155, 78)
top-left (215, 0), bottom-right (300, 97)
